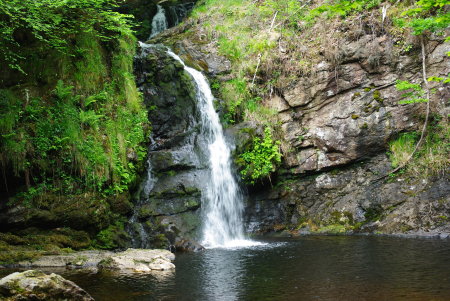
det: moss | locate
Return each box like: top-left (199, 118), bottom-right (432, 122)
top-left (98, 257), bottom-right (115, 269)
top-left (93, 219), bottom-right (130, 250)
top-left (373, 90), bottom-right (383, 103)
top-left (400, 224), bottom-right (413, 233)
top-left (351, 114), bottom-right (360, 119)
top-left (0, 249), bottom-right (41, 265)
top-left (139, 206), bottom-right (156, 219)
top-left (360, 123), bottom-right (369, 129)
top-left (151, 234), bottom-right (169, 249)
top-left (352, 92), bottom-right (361, 100)
top-left (364, 206), bottom-right (383, 222)
top-left (316, 224), bottom-right (347, 234)
top-left (0, 227), bottom-right (91, 264)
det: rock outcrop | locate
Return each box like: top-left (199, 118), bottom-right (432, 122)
top-left (236, 31), bottom-right (449, 235)
top-left (150, 13), bottom-right (449, 237)
top-left (0, 270), bottom-right (94, 301)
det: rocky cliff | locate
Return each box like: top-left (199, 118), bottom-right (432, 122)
top-left (149, 1), bottom-right (449, 239)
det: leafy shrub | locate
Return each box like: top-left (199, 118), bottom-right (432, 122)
top-left (0, 0), bottom-right (134, 72)
top-left (402, 0), bottom-right (450, 35)
top-left (238, 127), bottom-right (282, 184)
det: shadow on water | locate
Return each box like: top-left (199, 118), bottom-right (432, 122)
top-left (2, 236), bottom-right (450, 301)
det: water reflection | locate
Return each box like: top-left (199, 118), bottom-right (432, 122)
top-left (1, 236), bottom-right (450, 301)
top-left (200, 249), bottom-right (246, 301)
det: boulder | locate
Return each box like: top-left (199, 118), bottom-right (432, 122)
top-left (0, 270), bottom-right (93, 301)
top-left (98, 248), bottom-right (175, 272)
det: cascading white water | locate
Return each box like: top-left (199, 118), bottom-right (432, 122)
top-left (167, 51), bottom-right (260, 249)
top-left (150, 5), bottom-right (168, 38)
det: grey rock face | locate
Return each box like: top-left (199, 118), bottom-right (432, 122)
top-left (130, 44), bottom-right (209, 247)
top-left (275, 35), bottom-right (449, 174)
top-left (0, 270), bottom-right (94, 301)
top-left (245, 155), bottom-right (450, 236)
top-left (241, 34), bottom-right (449, 235)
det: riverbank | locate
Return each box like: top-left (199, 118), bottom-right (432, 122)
top-left (0, 248), bottom-right (175, 273)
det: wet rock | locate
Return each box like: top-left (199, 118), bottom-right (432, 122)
top-left (131, 44), bottom-right (208, 247)
top-left (139, 197), bottom-right (200, 218)
top-left (98, 249), bottom-right (175, 272)
top-left (0, 270), bottom-right (94, 301)
top-left (0, 193), bottom-right (113, 234)
top-left (175, 239), bottom-right (205, 252)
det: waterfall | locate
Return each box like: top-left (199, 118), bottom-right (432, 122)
top-left (150, 5), bottom-right (168, 38)
top-left (167, 51), bottom-right (259, 248)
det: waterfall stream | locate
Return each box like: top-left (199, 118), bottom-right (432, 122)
top-left (150, 5), bottom-right (168, 38)
top-left (167, 51), bottom-right (259, 248)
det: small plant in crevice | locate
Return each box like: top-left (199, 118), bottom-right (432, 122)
top-left (237, 126), bottom-right (282, 185)
top-left (387, 117), bottom-right (449, 178)
top-left (388, 132), bottom-right (419, 168)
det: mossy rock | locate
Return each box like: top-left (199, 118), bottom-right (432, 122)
top-left (107, 192), bottom-right (133, 216)
top-left (315, 224), bottom-right (348, 234)
top-left (93, 220), bottom-right (130, 250)
top-left (138, 197), bottom-right (201, 217)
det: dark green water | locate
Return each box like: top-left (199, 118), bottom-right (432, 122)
top-left (3, 236), bottom-right (450, 300)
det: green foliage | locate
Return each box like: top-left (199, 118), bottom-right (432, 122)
top-left (221, 77), bottom-right (250, 124)
top-left (238, 127), bottom-right (282, 184)
top-left (388, 132), bottom-right (418, 168)
top-left (1, 33), bottom-right (148, 197)
top-left (260, 0), bottom-right (306, 27)
top-left (306, 0), bottom-right (382, 21)
top-left (0, 0), bottom-right (134, 72)
top-left (388, 118), bottom-right (449, 177)
top-left (402, 0), bottom-right (450, 35)
top-left (395, 80), bottom-right (428, 104)
top-left (428, 74), bottom-right (450, 84)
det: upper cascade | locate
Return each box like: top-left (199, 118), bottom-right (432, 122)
top-left (166, 50), bottom-right (261, 249)
top-left (150, 5), bottom-right (168, 38)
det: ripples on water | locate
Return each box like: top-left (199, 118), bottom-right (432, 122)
top-left (2, 236), bottom-right (450, 301)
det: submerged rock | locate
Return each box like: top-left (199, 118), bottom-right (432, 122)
top-left (0, 270), bottom-right (94, 301)
top-left (175, 239), bottom-right (205, 252)
top-left (98, 248), bottom-right (175, 272)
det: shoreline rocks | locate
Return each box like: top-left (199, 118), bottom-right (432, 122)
top-left (6, 249), bottom-right (175, 273)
